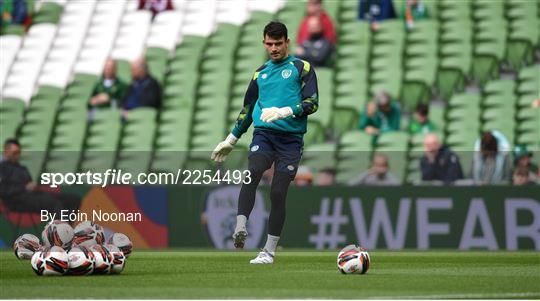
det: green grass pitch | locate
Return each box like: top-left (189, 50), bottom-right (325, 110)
top-left (1, 250), bottom-right (539, 299)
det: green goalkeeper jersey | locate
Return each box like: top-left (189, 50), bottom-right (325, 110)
top-left (231, 55), bottom-right (319, 138)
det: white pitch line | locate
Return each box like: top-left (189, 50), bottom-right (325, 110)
top-left (368, 292), bottom-right (540, 299)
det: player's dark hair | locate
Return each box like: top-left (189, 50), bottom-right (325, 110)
top-left (4, 138), bottom-right (20, 148)
top-left (264, 21), bottom-right (288, 40)
top-left (415, 103), bottom-right (429, 117)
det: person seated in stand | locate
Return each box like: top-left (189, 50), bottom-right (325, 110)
top-left (296, 0), bottom-right (336, 46)
top-left (409, 103), bottom-right (436, 135)
top-left (402, 0), bottom-right (429, 30)
top-left (348, 153), bottom-right (399, 186)
top-left (293, 165), bottom-right (314, 186)
top-left (472, 130), bottom-right (512, 185)
top-left (512, 144), bottom-right (539, 184)
top-left (512, 167), bottom-right (537, 186)
top-left (88, 59), bottom-right (127, 120)
top-left (122, 57), bottom-right (162, 119)
top-left (295, 16), bottom-right (334, 67)
top-left (1, 0), bottom-right (28, 28)
top-left (0, 139), bottom-right (81, 219)
top-left (138, 0), bottom-right (173, 19)
top-left (358, 0), bottom-right (396, 31)
top-left (315, 168), bottom-right (336, 186)
top-left (420, 133), bottom-right (463, 184)
top-left (359, 91), bottom-right (401, 136)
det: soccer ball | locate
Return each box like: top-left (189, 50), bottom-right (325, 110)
top-left (13, 234), bottom-right (42, 259)
top-left (337, 245), bottom-right (370, 274)
top-left (31, 251), bottom-right (44, 275)
top-left (104, 244), bottom-right (126, 274)
top-left (107, 233), bottom-right (132, 258)
top-left (40, 246), bottom-right (69, 276)
top-left (73, 221), bottom-right (105, 247)
top-left (67, 246), bottom-right (95, 275)
top-left (90, 244), bottom-right (113, 274)
top-left (42, 220), bottom-right (74, 250)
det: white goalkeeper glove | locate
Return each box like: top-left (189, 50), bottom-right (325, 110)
top-left (211, 133), bottom-right (238, 163)
top-left (260, 106), bottom-right (293, 123)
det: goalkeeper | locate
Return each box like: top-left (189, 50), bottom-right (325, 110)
top-left (211, 21), bottom-right (319, 264)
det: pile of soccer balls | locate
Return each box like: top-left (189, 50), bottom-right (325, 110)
top-left (336, 244), bottom-right (370, 274)
top-left (13, 220), bottom-right (133, 276)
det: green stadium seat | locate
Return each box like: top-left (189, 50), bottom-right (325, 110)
top-left (374, 132), bottom-right (408, 183)
top-left (32, 2), bottom-right (63, 25)
top-left (1, 24), bottom-right (25, 36)
top-left (81, 110), bottom-right (121, 173)
top-left (335, 131), bottom-right (373, 184)
top-left (116, 108), bottom-right (157, 174)
top-left (146, 47), bottom-right (169, 86)
top-left (301, 143), bottom-right (337, 172)
top-left (0, 99), bottom-right (25, 141)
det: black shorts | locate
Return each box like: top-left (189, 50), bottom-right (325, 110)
top-left (249, 129), bottom-right (303, 177)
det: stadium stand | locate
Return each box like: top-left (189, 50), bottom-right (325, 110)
top-left (0, 0), bottom-right (538, 185)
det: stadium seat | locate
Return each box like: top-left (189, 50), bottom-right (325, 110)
top-left (80, 110), bottom-right (122, 173)
top-left (32, 2), bottom-right (64, 25)
top-left (307, 67), bottom-right (333, 143)
top-left (38, 1), bottom-right (95, 89)
top-left (301, 143), bottom-right (337, 172)
top-left (369, 20), bottom-right (404, 100)
top-left (2, 24), bottom-right (57, 104)
top-left (0, 35), bottom-right (22, 88)
top-left (74, 1), bottom-right (126, 75)
top-left (335, 131), bottom-right (373, 184)
top-left (0, 99), bottom-right (25, 142)
top-left (471, 1), bottom-right (507, 85)
top-left (116, 108), bottom-right (157, 174)
top-left (111, 11), bottom-right (152, 65)
top-left (182, 0), bottom-right (217, 37)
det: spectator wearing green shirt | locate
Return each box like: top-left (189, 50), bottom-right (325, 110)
top-left (359, 91), bottom-right (401, 136)
top-left (409, 103), bottom-right (436, 135)
top-left (88, 59), bottom-right (127, 119)
top-left (402, 0), bottom-right (428, 30)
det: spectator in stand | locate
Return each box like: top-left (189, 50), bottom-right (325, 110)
top-left (512, 144), bottom-right (539, 184)
top-left (359, 91), bottom-right (401, 136)
top-left (349, 153), bottom-right (399, 186)
top-left (88, 59), bottom-right (127, 120)
top-left (472, 130), bottom-right (512, 185)
top-left (409, 103), bottom-right (436, 135)
top-left (295, 16), bottom-right (334, 67)
top-left (315, 168), bottom-right (336, 186)
top-left (0, 139), bottom-right (81, 218)
top-left (138, 0), bottom-right (173, 19)
top-left (122, 57), bottom-right (162, 119)
top-left (358, 0), bottom-right (396, 31)
top-left (402, 0), bottom-right (428, 30)
top-left (294, 165), bottom-right (313, 186)
top-left (420, 133), bottom-right (463, 184)
top-left (296, 0), bottom-right (336, 46)
top-left (1, 0), bottom-right (27, 27)
top-left (512, 167), bottom-right (536, 186)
